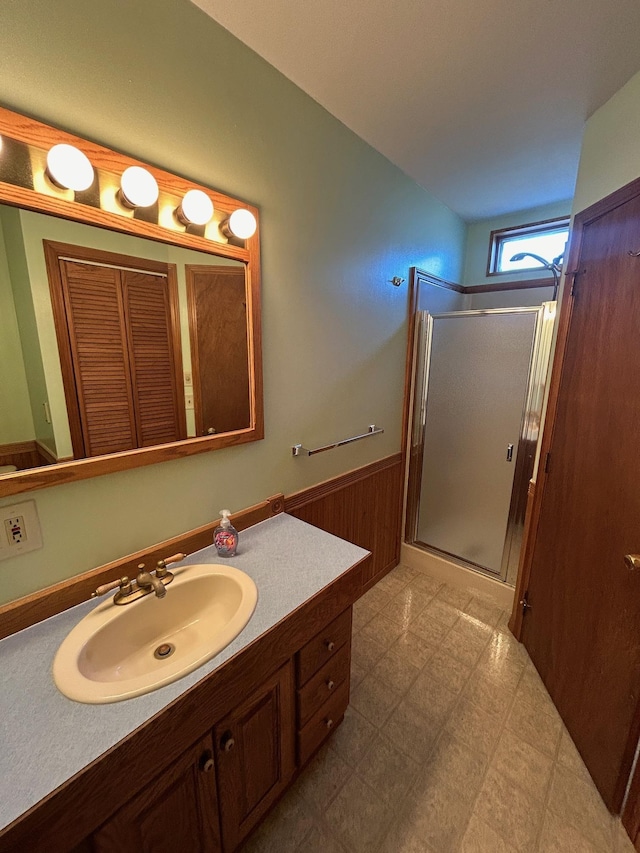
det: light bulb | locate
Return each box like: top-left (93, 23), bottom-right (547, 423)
top-left (227, 209), bottom-right (257, 239)
top-left (177, 189), bottom-right (214, 226)
top-left (119, 166), bottom-right (159, 208)
top-left (46, 144), bottom-right (94, 191)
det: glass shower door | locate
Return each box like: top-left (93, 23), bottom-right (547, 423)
top-left (410, 307), bottom-right (546, 578)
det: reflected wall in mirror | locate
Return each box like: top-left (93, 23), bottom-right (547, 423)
top-left (0, 106), bottom-right (262, 498)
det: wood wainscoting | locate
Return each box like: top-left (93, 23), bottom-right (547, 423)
top-left (0, 440), bottom-right (51, 471)
top-left (285, 453), bottom-right (403, 592)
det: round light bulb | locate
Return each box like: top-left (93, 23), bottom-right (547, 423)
top-left (119, 166), bottom-right (159, 208)
top-left (46, 144), bottom-right (94, 191)
top-left (179, 189), bottom-right (214, 226)
top-left (227, 208), bottom-right (257, 239)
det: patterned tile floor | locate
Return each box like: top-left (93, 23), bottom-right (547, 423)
top-left (241, 564), bottom-right (635, 853)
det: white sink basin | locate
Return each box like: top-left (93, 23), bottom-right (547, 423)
top-left (53, 564), bottom-right (258, 704)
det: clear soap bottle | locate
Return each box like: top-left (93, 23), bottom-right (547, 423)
top-left (214, 509), bottom-right (239, 557)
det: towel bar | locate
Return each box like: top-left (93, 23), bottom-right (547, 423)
top-left (292, 425), bottom-right (384, 457)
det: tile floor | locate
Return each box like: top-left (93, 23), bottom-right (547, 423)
top-left (240, 564), bottom-right (635, 853)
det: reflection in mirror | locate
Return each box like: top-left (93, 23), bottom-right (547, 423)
top-left (0, 105), bottom-right (262, 497)
top-left (0, 206), bottom-right (249, 473)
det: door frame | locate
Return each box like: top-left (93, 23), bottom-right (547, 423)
top-left (508, 176), bottom-right (640, 839)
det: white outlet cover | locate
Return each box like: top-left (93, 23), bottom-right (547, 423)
top-left (0, 499), bottom-right (43, 560)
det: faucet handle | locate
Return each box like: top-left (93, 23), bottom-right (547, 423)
top-left (157, 552), bottom-right (185, 569)
top-left (92, 576), bottom-right (130, 598)
top-left (156, 552), bottom-right (185, 578)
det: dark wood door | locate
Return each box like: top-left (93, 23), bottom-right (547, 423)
top-left (214, 661), bottom-right (295, 851)
top-left (522, 186), bottom-right (640, 811)
top-left (92, 735), bottom-right (221, 852)
top-left (187, 265), bottom-right (250, 436)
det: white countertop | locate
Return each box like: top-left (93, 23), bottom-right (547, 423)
top-left (0, 513), bottom-right (368, 833)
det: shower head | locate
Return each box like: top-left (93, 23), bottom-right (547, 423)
top-left (510, 251), bottom-right (553, 269)
top-left (509, 251), bottom-right (563, 300)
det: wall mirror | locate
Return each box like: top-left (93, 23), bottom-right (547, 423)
top-left (0, 106), bottom-right (263, 498)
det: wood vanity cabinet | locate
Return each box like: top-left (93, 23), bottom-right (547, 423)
top-left (90, 662), bottom-right (296, 853)
top-left (214, 661), bottom-right (295, 851)
top-left (92, 736), bottom-right (222, 853)
top-left (296, 608), bottom-right (352, 765)
top-left (0, 557), bottom-right (366, 853)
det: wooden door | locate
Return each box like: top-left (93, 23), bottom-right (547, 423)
top-left (61, 260), bottom-right (138, 457)
top-left (187, 265), bottom-right (250, 436)
top-left (521, 183), bottom-right (640, 811)
top-left (53, 248), bottom-right (186, 458)
top-left (92, 735), bottom-right (221, 853)
top-left (214, 660), bottom-right (295, 851)
top-left (123, 269), bottom-right (186, 446)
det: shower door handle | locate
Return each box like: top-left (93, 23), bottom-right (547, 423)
top-left (506, 444), bottom-right (514, 462)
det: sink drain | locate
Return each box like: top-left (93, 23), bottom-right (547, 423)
top-left (154, 642), bottom-right (175, 660)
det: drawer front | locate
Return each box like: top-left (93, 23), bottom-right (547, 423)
top-left (297, 640), bottom-right (351, 727)
top-left (296, 608), bottom-right (352, 686)
top-left (297, 680), bottom-right (350, 767)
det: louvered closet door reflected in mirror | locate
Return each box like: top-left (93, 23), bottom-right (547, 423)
top-left (47, 243), bottom-right (186, 459)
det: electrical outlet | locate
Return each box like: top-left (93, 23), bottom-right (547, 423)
top-left (5, 515), bottom-right (26, 544)
top-left (0, 500), bottom-right (43, 559)
top-left (185, 394), bottom-right (194, 409)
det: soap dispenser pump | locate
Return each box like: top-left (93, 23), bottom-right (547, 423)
top-left (214, 509), bottom-right (238, 558)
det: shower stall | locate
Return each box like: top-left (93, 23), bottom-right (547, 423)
top-left (405, 303), bottom-right (556, 585)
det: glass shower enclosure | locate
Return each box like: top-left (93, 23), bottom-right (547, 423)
top-left (405, 304), bottom-right (556, 585)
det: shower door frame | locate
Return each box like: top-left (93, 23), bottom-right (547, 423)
top-left (405, 303), bottom-right (556, 584)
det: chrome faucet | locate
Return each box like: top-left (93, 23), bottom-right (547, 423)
top-left (135, 564), bottom-right (166, 599)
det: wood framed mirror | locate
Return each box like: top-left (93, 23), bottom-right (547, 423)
top-left (0, 106), bottom-right (263, 498)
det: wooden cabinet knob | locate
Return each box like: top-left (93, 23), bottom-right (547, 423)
top-left (325, 640), bottom-right (335, 652)
top-left (325, 718), bottom-right (334, 730)
top-left (220, 731), bottom-right (235, 752)
top-left (326, 679), bottom-right (335, 691)
top-left (199, 751), bottom-right (215, 773)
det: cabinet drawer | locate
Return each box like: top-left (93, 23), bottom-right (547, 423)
top-left (296, 608), bottom-right (352, 686)
top-left (297, 680), bottom-right (350, 767)
top-left (297, 640), bottom-right (351, 727)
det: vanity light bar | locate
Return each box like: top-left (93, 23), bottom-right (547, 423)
top-left (4, 121), bottom-right (258, 246)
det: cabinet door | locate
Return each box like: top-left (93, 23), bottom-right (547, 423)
top-left (92, 735), bottom-right (221, 853)
top-left (214, 660), bottom-right (295, 851)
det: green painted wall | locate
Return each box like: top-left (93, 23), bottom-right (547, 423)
top-left (0, 0), bottom-right (465, 603)
top-left (463, 200), bottom-right (572, 287)
top-left (0, 217), bottom-right (35, 445)
top-left (0, 207), bottom-right (55, 455)
top-left (573, 69), bottom-right (640, 214)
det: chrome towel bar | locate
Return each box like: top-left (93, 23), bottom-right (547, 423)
top-left (292, 425), bottom-right (384, 457)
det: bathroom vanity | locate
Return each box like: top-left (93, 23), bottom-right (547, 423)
top-left (0, 514), bottom-right (369, 853)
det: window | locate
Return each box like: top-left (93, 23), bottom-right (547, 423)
top-left (487, 217), bottom-right (570, 276)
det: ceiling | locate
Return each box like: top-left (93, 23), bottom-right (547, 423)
top-left (191, 0), bottom-right (640, 221)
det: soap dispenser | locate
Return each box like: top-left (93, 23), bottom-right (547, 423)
top-left (214, 509), bottom-right (239, 558)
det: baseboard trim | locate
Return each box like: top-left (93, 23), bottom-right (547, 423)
top-left (400, 542), bottom-right (515, 610)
